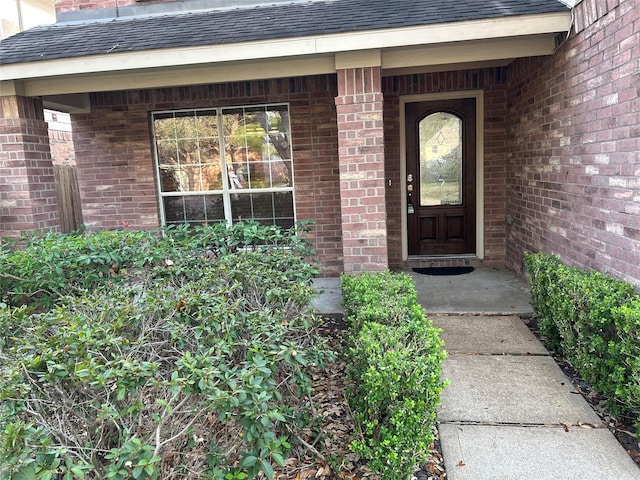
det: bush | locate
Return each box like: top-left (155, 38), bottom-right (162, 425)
top-left (612, 299), bottom-right (640, 424)
top-left (524, 252), bottom-right (639, 424)
top-left (341, 271), bottom-right (420, 330)
top-left (341, 272), bottom-right (446, 480)
top-left (0, 223), bottom-right (333, 480)
top-left (0, 221), bottom-right (313, 310)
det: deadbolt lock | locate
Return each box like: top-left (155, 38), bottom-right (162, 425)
top-left (407, 184), bottom-right (414, 193)
top-left (407, 173), bottom-right (413, 182)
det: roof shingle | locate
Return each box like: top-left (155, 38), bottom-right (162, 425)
top-left (0, 0), bottom-right (568, 65)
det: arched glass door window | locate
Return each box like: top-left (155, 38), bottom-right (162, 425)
top-left (419, 112), bottom-right (463, 206)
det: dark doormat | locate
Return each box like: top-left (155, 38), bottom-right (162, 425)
top-left (412, 266), bottom-right (475, 276)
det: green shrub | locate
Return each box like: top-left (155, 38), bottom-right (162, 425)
top-left (524, 252), bottom-right (639, 422)
top-left (524, 253), bottom-right (564, 350)
top-left (0, 221), bottom-right (315, 310)
top-left (612, 299), bottom-right (640, 427)
top-left (341, 271), bottom-right (419, 331)
top-left (341, 272), bottom-right (446, 480)
top-left (0, 224), bottom-right (332, 480)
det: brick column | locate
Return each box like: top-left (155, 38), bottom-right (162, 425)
top-left (0, 95), bottom-right (59, 237)
top-left (335, 67), bottom-right (388, 273)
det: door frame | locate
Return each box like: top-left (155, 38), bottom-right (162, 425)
top-left (400, 90), bottom-right (484, 261)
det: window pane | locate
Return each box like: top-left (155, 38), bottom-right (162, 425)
top-left (199, 136), bottom-right (220, 164)
top-left (156, 140), bottom-right (178, 166)
top-left (202, 163), bottom-right (223, 190)
top-left (419, 112), bottom-right (463, 206)
top-left (274, 191), bottom-right (294, 219)
top-left (275, 218), bottom-right (295, 229)
top-left (184, 195), bottom-right (206, 222)
top-left (251, 192), bottom-right (275, 219)
top-left (159, 166), bottom-right (183, 192)
top-left (154, 115), bottom-right (176, 141)
top-left (163, 196), bottom-right (185, 223)
top-left (194, 111), bottom-right (218, 138)
top-left (271, 159), bottom-right (292, 187)
top-left (181, 165), bottom-right (204, 192)
top-left (266, 106), bottom-right (292, 160)
top-left (174, 114), bottom-right (197, 139)
top-left (220, 106), bottom-right (293, 190)
top-left (177, 138), bottom-right (199, 165)
top-left (204, 195), bottom-right (225, 223)
top-left (247, 161), bottom-right (267, 189)
top-left (230, 193), bottom-right (252, 221)
top-left (231, 192), bottom-right (294, 225)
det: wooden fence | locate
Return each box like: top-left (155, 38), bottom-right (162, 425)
top-left (53, 165), bottom-right (83, 232)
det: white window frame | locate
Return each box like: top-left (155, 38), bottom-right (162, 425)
top-left (151, 103), bottom-right (296, 227)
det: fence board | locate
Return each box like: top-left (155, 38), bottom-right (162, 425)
top-left (53, 165), bottom-right (83, 232)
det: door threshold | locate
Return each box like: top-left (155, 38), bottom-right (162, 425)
top-left (407, 254), bottom-right (478, 261)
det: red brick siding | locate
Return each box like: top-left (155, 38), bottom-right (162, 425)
top-left (49, 129), bottom-right (75, 166)
top-left (71, 76), bottom-right (343, 275)
top-left (382, 68), bottom-right (510, 270)
top-left (506, 0), bottom-right (640, 288)
top-left (56, 0), bottom-right (123, 13)
top-left (335, 67), bottom-right (388, 273)
top-left (0, 96), bottom-right (59, 237)
top-left (55, 0), bottom-right (170, 14)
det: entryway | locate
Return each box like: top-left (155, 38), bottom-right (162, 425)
top-left (404, 95), bottom-right (479, 258)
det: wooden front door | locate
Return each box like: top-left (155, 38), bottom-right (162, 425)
top-left (406, 98), bottom-right (476, 255)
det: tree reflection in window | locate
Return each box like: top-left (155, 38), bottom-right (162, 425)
top-left (152, 104), bottom-right (295, 227)
top-left (419, 112), bottom-right (463, 206)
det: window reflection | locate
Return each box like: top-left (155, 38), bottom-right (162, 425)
top-left (152, 105), bottom-right (294, 226)
top-left (419, 112), bottom-right (463, 206)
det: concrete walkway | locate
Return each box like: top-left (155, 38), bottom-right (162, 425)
top-left (312, 268), bottom-right (640, 479)
top-left (434, 314), bottom-right (640, 480)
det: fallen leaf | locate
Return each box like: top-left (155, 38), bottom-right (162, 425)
top-left (176, 298), bottom-right (185, 312)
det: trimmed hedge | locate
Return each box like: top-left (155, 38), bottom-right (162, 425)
top-left (341, 271), bottom-right (446, 480)
top-left (525, 252), bottom-right (640, 426)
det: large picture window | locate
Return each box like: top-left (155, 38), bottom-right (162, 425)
top-left (152, 104), bottom-right (295, 228)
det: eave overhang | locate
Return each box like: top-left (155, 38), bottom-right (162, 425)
top-left (0, 10), bottom-right (571, 109)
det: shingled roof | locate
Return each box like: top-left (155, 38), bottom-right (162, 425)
top-left (0, 0), bottom-right (568, 65)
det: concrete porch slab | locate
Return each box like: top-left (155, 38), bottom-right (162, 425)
top-left (438, 354), bottom-right (601, 425)
top-left (409, 267), bottom-right (532, 315)
top-left (311, 277), bottom-right (343, 315)
top-left (438, 423), bottom-right (640, 480)
top-left (431, 315), bottom-right (549, 355)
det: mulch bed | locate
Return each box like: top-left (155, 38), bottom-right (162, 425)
top-left (265, 315), bottom-right (446, 480)
top-left (522, 316), bottom-right (640, 466)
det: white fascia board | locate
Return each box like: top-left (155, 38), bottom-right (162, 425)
top-left (0, 11), bottom-right (570, 82)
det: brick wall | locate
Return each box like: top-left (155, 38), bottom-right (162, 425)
top-left (382, 68), bottom-right (510, 270)
top-left (49, 129), bottom-right (75, 165)
top-left (71, 75), bottom-right (344, 275)
top-left (335, 67), bottom-right (388, 273)
top-left (0, 96), bottom-right (59, 237)
top-left (506, 0), bottom-right (640, 288)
